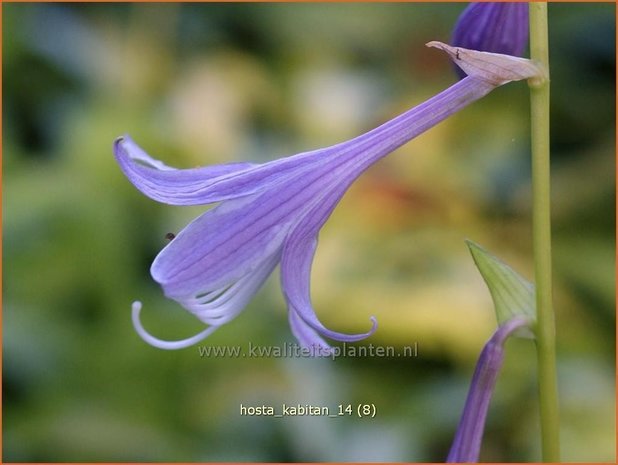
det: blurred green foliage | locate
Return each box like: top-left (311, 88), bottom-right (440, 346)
top-left (3, 3), bottom-right (615, 462)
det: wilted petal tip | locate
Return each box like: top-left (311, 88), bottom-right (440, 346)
top-left (427, 41), bottom-right (545, 86)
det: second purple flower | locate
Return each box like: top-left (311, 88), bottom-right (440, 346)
top-left (451, 2), bottom-right (529, 79)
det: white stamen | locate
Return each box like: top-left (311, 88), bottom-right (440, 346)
top-left (131, 301), bottom-right (218, 350)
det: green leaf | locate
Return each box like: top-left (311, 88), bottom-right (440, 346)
top-left (466, 239), bottom-right (536, 338)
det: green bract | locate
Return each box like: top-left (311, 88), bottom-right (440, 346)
top-left (466, 240), bottom-right (536, 338)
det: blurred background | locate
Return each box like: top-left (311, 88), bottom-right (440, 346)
top-left (3, 3), bottom-right (615, 462)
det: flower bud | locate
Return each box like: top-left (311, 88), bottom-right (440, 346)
top-left (451, 3), bottom-right (529, 78)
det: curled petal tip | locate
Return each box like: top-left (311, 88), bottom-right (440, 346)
top-left (114, 134), bottom-right (133, 148)
top-left (368, 316), bottom-right (378, 333)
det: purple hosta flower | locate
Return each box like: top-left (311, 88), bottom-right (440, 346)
top-left (452, 3), bottom-right (529, 79)
top-left (115, 42), bottom-right (542, 352)
top-left (447, 317), bottom-right (532, 463)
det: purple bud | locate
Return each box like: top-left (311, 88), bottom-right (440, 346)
top-left (451, 3), bottom-right (529, 78)
top-left (447, 317), bottom-right (532, 462)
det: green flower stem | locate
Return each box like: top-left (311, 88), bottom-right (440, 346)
top-left (529, 3), bottom-right (560, 461)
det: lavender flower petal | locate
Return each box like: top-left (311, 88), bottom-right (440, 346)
top-left (182, 253), bottom-right (280, 325)
top-left (282, 232), bottom-right (378, 342)
top-left (288, 310), bottom-right (333, 355)
top-left (447, 317), bottom-right (532, 463)
top-left (118, 44), bottom-right (543, 350)
top-left (451, 3), bottom-right (529, 78)
top-left (280, 159), bottom-right (379, 342)
top-left (150, 194), bottom-right (288, 300)
top-left (114, 135), bottom-right (332, 206)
